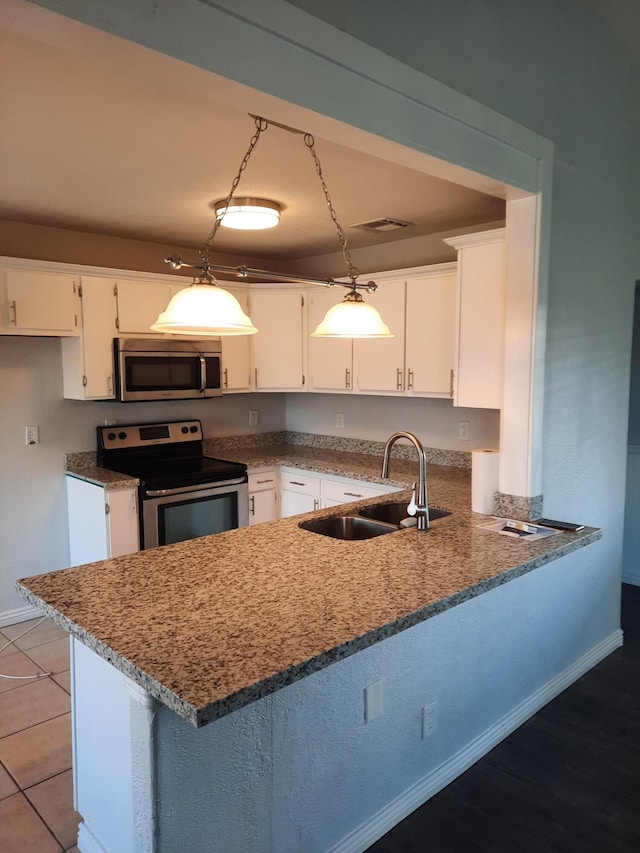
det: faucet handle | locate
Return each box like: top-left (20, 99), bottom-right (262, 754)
top-left (407, 483), bottom-right (417, 516)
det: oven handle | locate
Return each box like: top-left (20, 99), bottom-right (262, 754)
top-left (144, 477), bottom-right (247, 498)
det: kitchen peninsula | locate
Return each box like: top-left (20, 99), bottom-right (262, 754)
top-left (17, 441), bottom-right (609, 853)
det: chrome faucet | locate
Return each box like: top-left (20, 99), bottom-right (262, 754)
top-left (381, 431), bottom-right (430, 530)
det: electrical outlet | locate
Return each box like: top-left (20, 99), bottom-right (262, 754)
top-left (422, 700), bottom-right (438, 739)
top-left (25, 425), bottom-right (39, 446)
top-left (249, 410), bottom-right (259, 426)
top-left (364, 680), bottom-right (384, 723)
top-left (458, 421), bottom-right (470, 441)
top-left (336, 412), bottom-right (345, 429)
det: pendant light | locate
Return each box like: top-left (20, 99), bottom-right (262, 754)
top-left (154, 116), bottom-right (392, 338)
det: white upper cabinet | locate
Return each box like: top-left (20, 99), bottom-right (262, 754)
top-left (250, 290), bottom-right (305, 391)
top-left (221, 285), bottom-right (251, 392)
top-left (307, 287), bottom-right (354, 391)
top-left (353, 278), bottom-right (406, 393)
top-left (1, 267), bottom-right (80, 336)
top-left (444, 229), bottom-right (506, 409)
top-left (404, 267), bottom-right (456, 397)
top-left (114, 277), bottom-right (177, 336)
top-left (61, 276), bottom-right (118, 400)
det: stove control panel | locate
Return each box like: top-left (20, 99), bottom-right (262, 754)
top-left (98, 420), bottom-right (203, 451)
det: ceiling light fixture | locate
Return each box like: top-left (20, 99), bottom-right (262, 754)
top-left (214, 197), bottom-right (281, 230)
top-left (154, 115), bottom-right (392, 338)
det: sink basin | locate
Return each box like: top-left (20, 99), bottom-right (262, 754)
top-left (359, 502), bottom-right (451, 525)
top-left (299, 515), bottom-right (397, 540)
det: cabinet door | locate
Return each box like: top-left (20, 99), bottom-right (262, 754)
top-left (3, 269), bottom-right (80, 335)
top-left (115, 278), bottom-right (175, 335)
top-left (106, 488), bottom-right (139, 557)
top-left (454, 237), bottom-right (505, 409)
top-left (353, 279), bottom-right (406, 393)
top-left (405, 272), bottom-right (456, 396)
top-left (67, 477), bottom-right (109, 567)
top-left (307, 288), bottom-right (353, 391)
top-left (221, 286), bottom-right (251, 391)
top-left (249, 489), bottom-right (278, 524)
top-left (62, 276), bottom-right (118, 400)
top-left (280, 490), bottom-right (319, 518)
top-left (67, 478), bottom-right (139, 566)
top-left (250, 291), bottom-right (305, 391)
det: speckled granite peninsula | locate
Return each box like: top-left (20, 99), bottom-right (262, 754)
top-left (19, 434), bottom-right (600, 728)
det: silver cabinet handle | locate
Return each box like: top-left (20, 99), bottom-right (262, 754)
top-left (254, 367), bottom-right (259, 387)
top-left (249, 494), bottom-right (255, 516)
top-left (344, 491), bottom-right (363, 498)
top-left (223, 367), bottom-right (228, 388)
top-left (313, 498), bottom-right (320, 510)
top-left (396, 368), bottom-right (403, 390)
top-left (407, 368), bottom-right (414, 391)
top-left (345, 368), bottom-right (351, 389)
top-left (449, 368), bottom-right (454, 397)
top-left (9, 300), bottom-right (17, 326)
top-left (289, 481), bottom-right (307, 487)
top-left (256, 478), bottom-right (274, 484)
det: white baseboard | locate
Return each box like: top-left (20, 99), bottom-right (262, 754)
top-left (77, 821), bottom-right (109, 853)
top-left (330, 628), bottom-right (624, 853)
top-left (0, 603), bottom-right (42, 629)
top-left (622, 570), bottom-right (640, 587)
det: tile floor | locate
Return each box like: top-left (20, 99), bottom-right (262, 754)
top-left (0, 617), bottom-right (80, 852)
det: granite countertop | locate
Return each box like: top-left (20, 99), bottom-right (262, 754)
top-left (19, 442), bottom-right (600, 728)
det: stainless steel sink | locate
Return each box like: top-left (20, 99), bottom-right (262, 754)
top-left (358, 502), bottom-right (451, 526)
top-left (299, 515), bottom-right (397, 540)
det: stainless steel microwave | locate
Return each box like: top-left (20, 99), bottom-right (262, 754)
top-left (114, 338), bottom-right (222, 402)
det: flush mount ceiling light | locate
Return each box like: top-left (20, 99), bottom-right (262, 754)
top-left (155, 115), bottom-right (393, 338)
top-left (214, 197), bottom-right (281, 230)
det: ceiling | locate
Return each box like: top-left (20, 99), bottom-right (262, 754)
top-left (0, 7), bottom-right (506, 264)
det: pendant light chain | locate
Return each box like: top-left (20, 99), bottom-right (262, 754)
top-left (200, 116), bottom-right (269, 263)
top-left (304, 132), bottom-right (360, 288)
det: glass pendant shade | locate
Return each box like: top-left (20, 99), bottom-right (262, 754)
top-left (312, 297), bottom-right (393, 338)
top-left (214, 198), bottom-right (281, 230)
top-left (150, 282), bottom-right (258, 336)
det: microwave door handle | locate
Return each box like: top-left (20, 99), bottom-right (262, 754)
top-left (198, 353), bottom-right (206, 394)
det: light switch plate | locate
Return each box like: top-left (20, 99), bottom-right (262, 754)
top-left (364, 680), bottom-right (383, 723)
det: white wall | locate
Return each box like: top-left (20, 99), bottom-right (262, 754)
top-left (0, 335), bottom-right (285, 618)
top-left (286, 393), bottom-right (499, 451)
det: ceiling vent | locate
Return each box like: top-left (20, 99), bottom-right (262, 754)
top-left (352, 217), bottom-right (413, 232)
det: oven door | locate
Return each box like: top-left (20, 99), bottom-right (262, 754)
top-left (140, 478), bottom-right (248, 549)
top-left (117, 349), bottom-right (222, 401)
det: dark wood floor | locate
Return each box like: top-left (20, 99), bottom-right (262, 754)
top-left (367, 583), bottom-right (640, 853)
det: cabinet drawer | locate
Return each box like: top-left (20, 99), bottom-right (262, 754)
top-left (280, 470), bottom-right (321, 496)
top-left (248, 470), bottom-right (278, 492)
top-left (323, 478), bottom-right (386, 504)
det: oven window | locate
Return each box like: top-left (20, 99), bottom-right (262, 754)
top-left (158, 492), bottom-right (238, 545)
top-left (125, 355), bottom-right (201, 391)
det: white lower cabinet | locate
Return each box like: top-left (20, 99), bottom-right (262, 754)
top-left (278, 468), bottom-right (397, 517)
top-left (322, 477), bottom-right (394, 507)
top-left (279, 469), bottom-right (321, 518)
top-left (248, 468), bottom-right (278, 525)
top-left (67, 477), bottom-right (139, 567)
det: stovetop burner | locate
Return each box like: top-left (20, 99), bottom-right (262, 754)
top-left (96, 419), bottom-right (247, 488)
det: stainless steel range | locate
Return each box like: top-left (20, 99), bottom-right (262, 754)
top-left (97, 419), bottom-right (248, 549)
